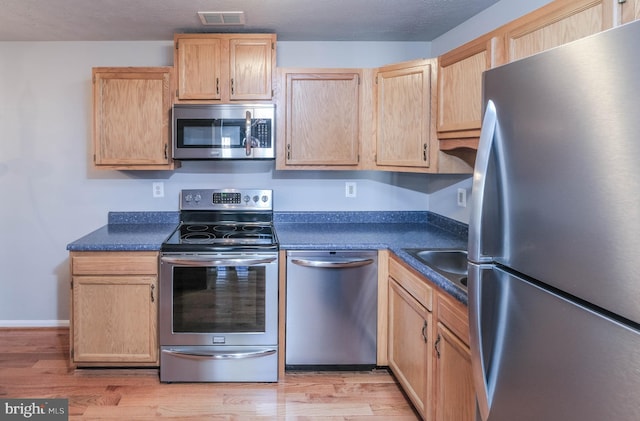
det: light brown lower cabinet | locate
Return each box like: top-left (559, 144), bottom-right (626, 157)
top-left (434, 294), bottom-right (476, 421)
top-left (69, 251), bottom-right (159, 367)
top-left (387, 254), bottom-right (475, 421)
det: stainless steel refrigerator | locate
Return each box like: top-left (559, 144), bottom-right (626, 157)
top-left (468, 20), bottom-right (640, 421)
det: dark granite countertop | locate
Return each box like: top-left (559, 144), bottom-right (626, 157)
top-left (66, 212), bottom-right (179, 251)
top-left (275, 211), bottom-right (469, 304)
top-left (66, 210), bottom-right (468, 304)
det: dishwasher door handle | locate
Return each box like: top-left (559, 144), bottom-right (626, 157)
top-left (290, 258), bottom-right (375, 269)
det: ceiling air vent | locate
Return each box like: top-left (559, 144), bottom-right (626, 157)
top-left (198, 11), bottom-right (246, 26)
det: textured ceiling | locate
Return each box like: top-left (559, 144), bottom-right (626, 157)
top-left (0, 0), bottom-right (501, 42)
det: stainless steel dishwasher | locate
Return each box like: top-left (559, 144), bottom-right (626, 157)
top-left (285, 250), bottom-right (378, 369)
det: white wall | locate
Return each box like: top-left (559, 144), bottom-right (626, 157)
top-left (0, 0), bottom-right (555, 325)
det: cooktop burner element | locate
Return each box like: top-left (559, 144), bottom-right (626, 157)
top-left (161, 189), bottom-right (277, 253)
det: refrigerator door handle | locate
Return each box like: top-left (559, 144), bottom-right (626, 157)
top-left (468, 263), bottom-right (492, 421)
top-left (468, 100), bottom-right (497, 263)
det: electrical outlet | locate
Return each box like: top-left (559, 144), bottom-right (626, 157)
top-left (345, 182), bottom-right (357, 198)
top-left (457, 188), bottom-right (467, 208)
top-left (153, 182), bottom-right (164, 198)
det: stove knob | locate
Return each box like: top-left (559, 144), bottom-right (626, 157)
top-left (261, 195), bottom-right (269, 203)
top-left (184, 194), bottom-right (193, 202)
top-left (253, 195), bottom-right (259, 203)
top-left (194, 194), bottom-right (202, 203)
top-left (243, 195), bottom-right (250, 203)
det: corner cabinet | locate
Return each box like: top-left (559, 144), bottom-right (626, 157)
top-left (92, 67), bottom-right (176, 170)
top-left (276, 68), bottom-right (363, 169)
top-left (437, 34), bottom-right (502, 147)
top-left (174, 33), bottom-right (276, 102)
top-left (374, 59), bottom-right (436, 172)
top-left (69, 251), bottom-right (159, 367)
top-left (387, 253), bottom-right (475, 421)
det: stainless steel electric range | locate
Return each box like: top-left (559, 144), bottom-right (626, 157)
top-left (159, 189), bottom-right (279, 382)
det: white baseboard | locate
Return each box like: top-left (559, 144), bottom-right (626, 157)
top-left (0, 320), bottom-right (69, 328)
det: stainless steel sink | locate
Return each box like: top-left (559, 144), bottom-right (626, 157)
top-left (403, 248), bottom-right (468, 290)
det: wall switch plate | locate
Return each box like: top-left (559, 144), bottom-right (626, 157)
top-left (345, 182), bottom-right (357, 198)
top-left (153, 182), bottom-right (164, 198)
top-left (457, 188), bottom-right (467, 208)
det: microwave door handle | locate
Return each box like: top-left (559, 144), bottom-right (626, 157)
top-left (245, 110), bottom-right (252, 156)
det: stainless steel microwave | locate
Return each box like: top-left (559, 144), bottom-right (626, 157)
top-left (172, 104), bottom-right (275, 160)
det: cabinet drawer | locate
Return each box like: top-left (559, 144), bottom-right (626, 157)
top-left (437, 293), bottom-right (470, 346)
top-left (389, 257), bottom-right (433, 311)
top-left (71, 251), bottom-right (158, 276)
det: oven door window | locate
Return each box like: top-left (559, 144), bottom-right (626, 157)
top-left (172, 265), bottom-right (266, 333)
top-left (176, 119), bottom-right (244, 149)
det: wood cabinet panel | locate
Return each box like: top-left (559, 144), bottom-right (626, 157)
top-left (621, 0), bottom-right (640, 23)
top-left (278, 68), bottom-right (362, 168)
top-left (72, 251), bottom-right (158, 275)
top-left (389, 258), bottom-right (433, 310)
top-left (437, 35), bottom-right (500, 141)
top-left (230, 38), bottom-right (273, 100)
top-left (175, 38), bottom-right (222, 100)
top-left (72, 276), bottom-right (158, 364)
top-left (92, 67), bottom-right (174, 169)
top-left (174, 33), bottom-right (275, 103)
top-left (505, 0), bottom-right (615, 62)
top-left (375, 60), bottom-right (433, 170)
top-left (434, 322), bottom-right (475, 421)
top-left (69, 251), bottom-right (159, 367)
top-left (388, 278), bottom-right (432, 419)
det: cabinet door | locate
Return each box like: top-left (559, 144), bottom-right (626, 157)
top-left (434, 322), bottom-right (475, 421)
top-left (621, 0), bottom-right (640, 23)
top-left (376, 61), bottom-right (432, 169)
top-left (175, 37), bottom-right (222, 100)
top-left (280, 70), bottom-right (361, 167)
top-left (388, 278), bottom-right (432, 419)
top-left (437, 35), bottom-right (501, 142)
top-left (229, 37), bottom-right (274, 100)
top-left (505, 0), bottom-right (615, 62)
top-left (93, 67), bottom-right (174, 169)
top-left (72, 276), bottom-right (158, 364)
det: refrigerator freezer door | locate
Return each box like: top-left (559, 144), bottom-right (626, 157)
top-left (469, 263), bottom-right (640, 421)
top-left (479, 20), bottom-right (640, 325)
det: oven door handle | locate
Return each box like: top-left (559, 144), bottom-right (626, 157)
top-left (290, 258), bottom-right (375, 269)
top-left (161, 256), bottom-right (277, 266)
top-left (162, 348), bottom-right (276, 360)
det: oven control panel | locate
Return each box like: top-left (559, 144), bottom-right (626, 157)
top-left (180, 189), bottom-right (272, 210)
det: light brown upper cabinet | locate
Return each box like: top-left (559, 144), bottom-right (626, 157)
top-left (374, 59), bottom-right (436, 172)
top-left (277, 68), bottom-right (363, 169)
top-left (92, 67), bottom-right (176, 170)
top-left (174, 33), bottom-right (276, 102)
top-left (437, 35), bottom-right (502, 148)
top-left (504, 0), bottom-right (616, 62)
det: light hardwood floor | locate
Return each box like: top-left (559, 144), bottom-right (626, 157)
top-left (0, 328), bottom-right (419, 420)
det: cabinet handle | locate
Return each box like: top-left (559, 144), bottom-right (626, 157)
top-left (421, 320), bottom-right (428, 343)
top-left (435, 333), bottom-right (441, 358)
top-left (216, 78), bottom-right (220, 95)
top-left (423, 143), bottom-right (428, 161)
top-left (287, 144), bottom-right (291, 160)
top-left (231, 78), bottom-right (235, 95)
top-left (151, 284), bottom-right (155, 303)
